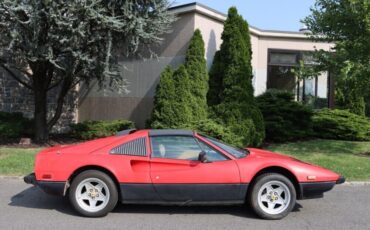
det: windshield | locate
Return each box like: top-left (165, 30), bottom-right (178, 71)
top-left (201, 135), bottom-right (249, 159)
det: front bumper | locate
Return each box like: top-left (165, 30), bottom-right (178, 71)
top-left (24, 173), bottom-right (65, 196)
top-left (298, 176), bottom-right (346, 200)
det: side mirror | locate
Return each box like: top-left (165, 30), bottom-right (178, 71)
top-left (198, 151), bottom-right (211, 163)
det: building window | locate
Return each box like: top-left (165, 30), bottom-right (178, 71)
top-left (267, 49), bottom-right (329, 108)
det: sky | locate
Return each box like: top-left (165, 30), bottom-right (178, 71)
top-left (173, 0), bottom-right (316, 32)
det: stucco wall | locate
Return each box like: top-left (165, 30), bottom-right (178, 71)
top-left (194, 12), bottom-right (223, 69)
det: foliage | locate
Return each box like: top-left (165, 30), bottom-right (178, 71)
top-left (303, 0), bottom-right (370, 115)
top-left (207, 51), bottom-right (223, 106)
top-left (256, 90), bottom-right (314, 142)
top-left (266, 139), bottom-right (370, 181)
top-left (312, 109), bottom-right (370, 141)
top-left (150, 30), bottom-right (210, 129)
top-left (149, 65), bottom-right (193, 128)
top-left (0, 0), bottom-right (174, 142)
top-left (208, 7), bottom-right (265, 146)
top-left (184, 29), bottom-right (208, 120)
top-left (184, 119), bottom-right (244, 147)
top-left (335, 61), bottom-right (367, 116)
top-left (70, 119), bottom-right (135, 140)
top-left (0, 112), bottom-right (33, 138)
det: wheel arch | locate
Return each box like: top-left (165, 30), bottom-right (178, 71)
top-left (67, 165), bottom-right (121, 200)
top-left (248, 166), bottom-right (301, 199)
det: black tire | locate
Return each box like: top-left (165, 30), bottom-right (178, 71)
top-left (248, 173), bottom-right (296, 220)
top-left (69, 170), bottom-right (118, 217)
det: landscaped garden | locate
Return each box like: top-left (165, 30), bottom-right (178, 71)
top-left (0, 3), bottom-right (369, 183)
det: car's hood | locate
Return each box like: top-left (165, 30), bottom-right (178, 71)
top-left (39, 136), bottom-right (119, 155)
top-left (247, 148), bottom-right (294, 160)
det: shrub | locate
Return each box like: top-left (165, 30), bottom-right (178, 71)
top-left (312, 109), bottom-right (370, 141)
top-left (186, 119), bottom-right (245, 147)
top-left (207, 7), bottom-right (265, 147)
top-left (185, 29), bottom-right (208, 120)
top-left (256, 90), bottom-right (314, 142)
top-left (70, 119), bottom-right (135, 140)
top-left (0, 112), bottom-right (33, 138)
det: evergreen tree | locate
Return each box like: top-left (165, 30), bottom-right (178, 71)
top-left (149, 66), bottom-right (175, 128)
top-left (208, 7), bottom-right (265, 146)
top-left (185, 29), bottom-right (208, 120)
top-left (207, 51), bottom-right (223, 106)
top-left (150, 65), bottom-right (192, 128)
top-left (0, 0), bottom-right (174, 142)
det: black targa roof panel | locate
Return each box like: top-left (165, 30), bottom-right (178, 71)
top-left (149, 129), bottom-right (194, 137)
top-left (116, 129), bottom-right (137, 136)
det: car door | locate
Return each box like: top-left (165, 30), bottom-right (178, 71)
top-left (149, 135), bottom-right (244, 203)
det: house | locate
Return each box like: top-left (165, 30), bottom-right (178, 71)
top-left (0, 2), bottom-right (334, 130)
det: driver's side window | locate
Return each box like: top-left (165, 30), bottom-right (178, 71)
top-left (151, 136), bottom-right (201, 160)
top-left (198, 141), bottom-right (229, 162)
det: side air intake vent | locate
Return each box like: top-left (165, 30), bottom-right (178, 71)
top-left (110, 137), bottom-right (147, 156)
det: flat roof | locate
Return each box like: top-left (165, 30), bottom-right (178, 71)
top-left (169, 2), bottom-right (311, 39)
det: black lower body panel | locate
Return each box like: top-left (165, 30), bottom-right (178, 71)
top-left (24, 173), bottom-right (65, 196)
top-left (298, 181), bottom-right (336, 199)
top-left (120, 183), bottom-right (248, 205)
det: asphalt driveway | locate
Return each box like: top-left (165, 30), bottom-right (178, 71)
top-left (1, 178), bottom-right (369, 230)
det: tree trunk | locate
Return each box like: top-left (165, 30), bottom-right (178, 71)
top-left (34, 87), bottom-right (49, 143)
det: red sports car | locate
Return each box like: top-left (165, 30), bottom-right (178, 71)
top-left (24, 129), bottom-right (345, 219)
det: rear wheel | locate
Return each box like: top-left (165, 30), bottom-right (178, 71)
top-left (248, 173), bottom-right (296, 220)
top-left (69, 170), bottom-right (118, 217)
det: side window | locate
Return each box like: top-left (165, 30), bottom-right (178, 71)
top-left (110, 137), bottom-right (147, 156)
top-left (198, 141), bottom-right (229, 162)
top-left (151, 136), bottom-right (202, 160)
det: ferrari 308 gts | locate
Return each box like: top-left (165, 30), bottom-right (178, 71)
top-left (24, 129), bottom-right (345, 219)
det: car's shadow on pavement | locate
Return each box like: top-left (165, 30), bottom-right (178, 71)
top-left (9, 186), bottom-right (303, 219)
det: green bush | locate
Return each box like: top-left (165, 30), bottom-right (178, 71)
top-left (312, 109), bottom-right (370, 141)
top-left (207, 7), bottom-right (265, 147)
top-left (70, 119), bottom-right (135, 140)
top-left (186, 119), bottom-right (245, 147)
top-left (256, 90), bottom-right (314, 142)
top-left (0, 112), bottom-right (33, 138)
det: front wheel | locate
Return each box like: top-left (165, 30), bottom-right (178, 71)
top-left (248, 173), bottom-right (296, 220)
top-left (69, 170), bottom-right (118, 217)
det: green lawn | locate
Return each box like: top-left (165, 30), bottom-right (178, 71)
top-left (0, 140), bottom-right (370, 181)
top-left (0, 148), bottom-right (42, 176)
top-left (266, 139), bottom-right (370, 181)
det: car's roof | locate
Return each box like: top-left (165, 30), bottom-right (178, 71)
top-left (148, 129), bottom-right (194, 137)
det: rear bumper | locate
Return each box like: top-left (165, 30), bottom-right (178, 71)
top-left (298, 176), bottom-right (345, 200)
top-left (24, 173), bottom-right (65, 196)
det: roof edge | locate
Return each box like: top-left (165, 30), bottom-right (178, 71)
top-left (169, 2), bottom-right (311, 39)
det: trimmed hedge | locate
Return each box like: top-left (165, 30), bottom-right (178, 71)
top-left (312, 109), bottom-right (370, 141)
top-left (256, 90), bottom-right (314, 142)
top-left (0, 112), bottom-right (32, 138)
top-left (70, 120), bottom-right (135, 140)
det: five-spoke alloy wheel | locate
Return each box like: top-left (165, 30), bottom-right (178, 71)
top-left (69, 170), bottom-right (118, 217)
top-left (249, 173), bottom-right (296, 220)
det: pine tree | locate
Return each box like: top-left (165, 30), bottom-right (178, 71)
top-left (185, 29), bottom-right (208, 120)
top-left (149, 65), bottom-right (192, 128)
top-left (207, 51), bottom-right (223, 106)
top-left (149, 66), bottom-right (176, 128)
top-left (208, 7), bottom-right (265, 146)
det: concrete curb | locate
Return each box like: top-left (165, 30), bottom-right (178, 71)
top-left (1, 175), bottom-right (369, 185)
top-left (343, 181), bottom-right (370, 186)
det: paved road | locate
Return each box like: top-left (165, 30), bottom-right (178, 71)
top-left (1, 178), bottom-right (369, 230)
